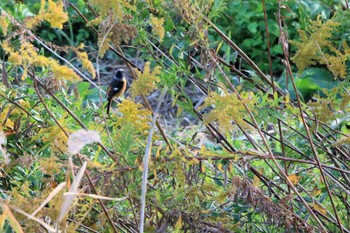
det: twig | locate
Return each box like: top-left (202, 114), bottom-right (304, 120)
top-left (261, 0), bottom-right (275, 93)
top-left (139, 86), bottom-right (168, 232)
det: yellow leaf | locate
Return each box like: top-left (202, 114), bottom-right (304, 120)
top-left (228, 162), bottom-right (233, 173)
top-left (216, 40), bottom-right (223, 53)
top-left (310, 203), bottom-right (327, 215)
top-left (273, 90), bottom-right (278, 101)
top-left (311, 186), bottom-right (322, 197)
top-left (217, 163), bottom-right (223, 172)
top-left (244, 149), bottom-right (266, 157)
top-left (176, 106), bottom-right (183, 118)
top-left (174, 215), bottom-right (182, 232)
top-left (200, 162), bottom-right (205, 173)
top-left (187, 159), bottom-right (196, 166)
top-left (156, 144), bottom-right (162, 158)
top-left (192, 157), bottom-right (200, 164)
top-left (172, 95), bottom-right (178, 107)
top-left (153, 169), bottom-right (158, 180)
top-left (169, 146), bottom-right (180, 158)
top-left (288, 174), bottom-right (300, 185)
top-left (253, 168), bottom-right (263, 188)
top-left (285, 94), bottom-right (290, 104)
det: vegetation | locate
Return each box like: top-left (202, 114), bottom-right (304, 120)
top-left (0, 0), bottom-right (350, 232)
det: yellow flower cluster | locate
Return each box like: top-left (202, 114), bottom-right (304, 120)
top-left (0, 15), bottom-right (9, 35)
top-left (116, 99), bottom-right (151, 133)
top-left (26, 0), bottom-right (68, 29)
top-left (40, 125), bottom-right (69, 153)
top-left (291, 16), bottom-right (350, 79)
top-left (131, 62), bottom-right (161, 98)
top-left (201, 85), bottom-right (254, 132)
top-left (74, 47), bottom-right (96, 78)
top-left (150, 15), bottom-right (165, 42)
top-left (2, 41), bottom-right (80, 82)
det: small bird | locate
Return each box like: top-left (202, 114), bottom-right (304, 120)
top-left (106, 68), bottom-right (126, 114)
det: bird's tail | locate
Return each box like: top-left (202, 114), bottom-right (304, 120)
top-left (106, 99), bottom-right (112, 114)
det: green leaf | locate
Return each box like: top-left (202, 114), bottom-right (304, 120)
top-left (247, 22), bottom-right (258, 33)
top-left (164, 17), bottom-right (175, 31)
top-left (195, 195), bottom-right (200, 207)
top-left (175, 192), bottom-right (185, 202)
top-left (76, 81), bottom-right (91, 98)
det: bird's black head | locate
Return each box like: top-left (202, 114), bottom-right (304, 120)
top-left (115, 68), bottom-right (124, 79)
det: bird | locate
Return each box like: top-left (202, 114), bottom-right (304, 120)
top-left (106, 68), bottom-right (126, 114)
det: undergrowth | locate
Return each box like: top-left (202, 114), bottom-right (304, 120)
top-left (0, 0), bottom-right (350, 232)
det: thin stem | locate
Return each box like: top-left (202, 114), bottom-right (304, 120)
top-left (139, 86), bottom-right (167, 232)
top-left (261, 0), bottom-right (275, 93)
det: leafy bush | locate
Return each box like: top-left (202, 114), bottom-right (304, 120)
top-left (0, 0), bottom-right (350, 232)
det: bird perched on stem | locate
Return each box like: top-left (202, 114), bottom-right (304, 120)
top-left (106, 68), bottom-right (126, 114)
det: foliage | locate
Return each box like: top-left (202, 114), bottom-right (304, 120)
top-left (130, 61), bottom-right (161, 98)
top-left (25, 0), bottom-right (68, 29)
top-left (200, 85), bottom-right (255, 132)
top-left (291, 15), bottom-right (350, 79)
top-left (0, 0), bottom-right (350, 232)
